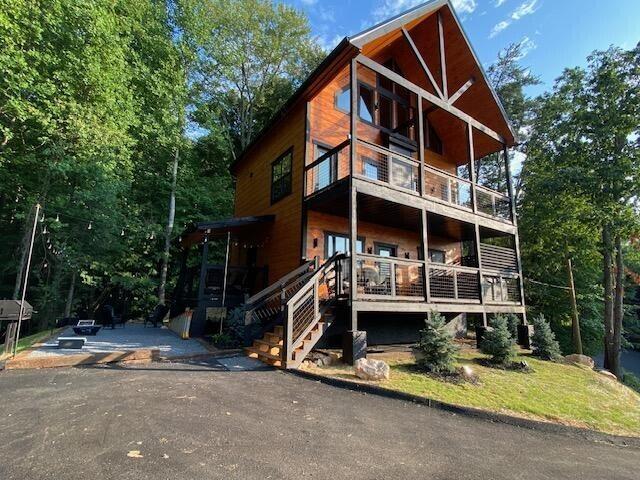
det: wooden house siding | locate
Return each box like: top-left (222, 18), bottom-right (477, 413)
top-left (233, 104), bottom-right (306, 283)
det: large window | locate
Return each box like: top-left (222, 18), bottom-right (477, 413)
top-left (325, 232), bottom-right (364, 258)
top-left (271, 149), bottom-right (292, 204)
top-left (314, 144), bottom-right (337, 191)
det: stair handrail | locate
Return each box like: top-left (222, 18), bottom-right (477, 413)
top-left (245, 258), bottom-right (316, 307)
top-left (282, 253), bottom-right (346, 367)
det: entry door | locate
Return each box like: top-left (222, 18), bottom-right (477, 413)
top-left (375, 243), bottom-right (397, 287)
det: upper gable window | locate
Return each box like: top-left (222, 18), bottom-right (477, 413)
top-left (271, 148), bottom-right (293, 204)
top-left (335, 87), bottom-right (350, 113)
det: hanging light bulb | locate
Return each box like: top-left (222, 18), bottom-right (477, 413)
top-left (55, 214), bottom-right (60, 222)
top-left (87, 221), bottom-right (92, 230)
top-left (40, 213), bottom-right (45, 222)
top-left (47, 244), bottom-right (52, 250)
top-left (121, 229), bottom-right (125, 236)
top-left (150, 232), bottom-right (155, 240)
top-left (43, 226), bottom-right (48, 234)
top-left (43, 262), bottom-right (48, 268)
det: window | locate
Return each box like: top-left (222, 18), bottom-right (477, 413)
top-left (325, 232), bottom-right (364, 258)
top-left (429, 249), bottom-right (446, 264)
top-left (271, 149), bottom-right (292, 204)
top-left (358, 84), bottom-right (375, 123)
top-left (335, 87), bottom-right (350, 113)
top-left (375, 243), bottom-right (397, 257)
top-left (314, 144), bottom-right (337, 191)
top-left (378, 93), bottom-right (393, 130)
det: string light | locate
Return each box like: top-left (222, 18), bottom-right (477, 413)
top-left (87, 221), bottom-right (92, 230)
top-left (121, 229), bottom-right (125, 236)
top-left (42, 226), bottom-right (48, 234)
top-left (55, 214), bottom-right (60, 222)
top-left (40, 213), bottom-right (45, 222)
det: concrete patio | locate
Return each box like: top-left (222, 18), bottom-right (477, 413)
top-left (7, 323), bottom-right (211, 369)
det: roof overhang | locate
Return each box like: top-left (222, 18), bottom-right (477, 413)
top-left (179, 215), bottom-right (275, 248)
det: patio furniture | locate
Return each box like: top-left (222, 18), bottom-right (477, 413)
top-left (144, 304), bottom-right (169, 328)
top-left (58, 337), bottom-right (86, 349)
top-left (72, 320), bottom-right (102, 336)
top-left (103, 305), bottom-right (125, 329)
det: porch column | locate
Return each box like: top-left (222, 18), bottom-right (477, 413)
top-left (421, 208), bottom-right (431, 303)
top-left (467, 122), bottom-right (478, 213)
top-left (503, 144), bottom-right (527, 324)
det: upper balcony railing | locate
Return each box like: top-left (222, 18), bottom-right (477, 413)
top-left (351, 253), bottom-right (522, 305)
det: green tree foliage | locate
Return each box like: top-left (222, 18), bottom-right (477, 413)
top-left (0, 0), bottom-right (323, 336)
top-left (519, 44), bottom-right (640, 370)
top-left (530, 314), bottom-right (562, 361)
top-left (415, 312), bottom-right (458, 375)
top-left (481, 315), bottom-right (516, 366)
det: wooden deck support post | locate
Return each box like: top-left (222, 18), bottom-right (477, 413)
top-left (349, 57), bottom-right (358, 332)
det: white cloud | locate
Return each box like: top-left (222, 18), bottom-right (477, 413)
top-left (316, 34), bottom-right (343, 52)
top-left (511, 0), bottom-right (539, 20)
top-left (301, 0), bottom-right (318, 5)
top-left (517, 36), bottom-right (537, 58)
top-left (372, 0), bottom-right (476, 22)
top-left (488, 0), bottom-right (540, 38)
top-left (494, 0), bottom-right (508, 7)
top-left (489, 20), bottom-right (510, 38)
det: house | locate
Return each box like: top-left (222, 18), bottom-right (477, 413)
top-left (174, 0), bottom-right (526, 368)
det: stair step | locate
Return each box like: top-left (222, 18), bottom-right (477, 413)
top-left (264, 332), bottom-right (283, 344)
top-left (244, 347), bottom-right (282, 366)
top-left (253, 340), bottom-right (281, 356)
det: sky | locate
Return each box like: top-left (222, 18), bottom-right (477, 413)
top-left (287, 0), bottom-right (640, 96)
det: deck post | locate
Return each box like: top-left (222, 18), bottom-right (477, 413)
top-left (421, 208), bottom-right (431, 303)
top-left (417, 95), bottom-right (425, 196)
top-left (349, 57), bottom-right (358, 330)
top-left (467, 123), bottom-right (478, 213)
top-left (503, 144), bottom-right (527, 323)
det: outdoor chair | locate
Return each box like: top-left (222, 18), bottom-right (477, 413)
top-left (144, 304), bottom-right (169, 328)
top-left (103, 305), bottom-right (125, 329)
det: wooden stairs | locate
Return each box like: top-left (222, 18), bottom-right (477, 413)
top-left (245, 309), bottom-right (334, 369)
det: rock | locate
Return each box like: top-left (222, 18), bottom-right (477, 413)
top-left (598, 369), bottom-right (618, 380)
top-left (461, 365), bottom-right (478, 383)
top-left (563, 354), bottom-right (595, 369)
top-left (354, 358), bottom-right (390, 381)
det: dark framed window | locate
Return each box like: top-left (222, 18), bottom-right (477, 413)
top-left (375, 242), bottom-right (398, 257)
top-left (429, 248), bottom-right (446, 264)
top-left (325, 232), bottom-right (364, 258)
top-left (314, 144), bottom-right (338, 191)
top-left (271, 148), bottom-right (293, 204)
top-left (358, 84), bottom-right (375, 123)
top-left (335, 86), bottom-right (351, 113)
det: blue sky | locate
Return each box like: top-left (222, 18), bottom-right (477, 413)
top-left (288, 0), bottom-right (640, 96)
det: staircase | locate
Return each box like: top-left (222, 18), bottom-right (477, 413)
top-left (243, 254), bottom-right (345, 369)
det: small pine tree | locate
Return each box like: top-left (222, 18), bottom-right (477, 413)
top-left (530, 314), bottom-right (562, 361)
top-left (505, 314), bottom-right (520, 343)
top-left (481, 315), bottom-right (516, 366)
top-left (415, 312), bottom-right (459, 374)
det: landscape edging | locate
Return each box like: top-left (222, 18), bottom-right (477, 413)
top-left (289, 368), bottom-right (640, 449)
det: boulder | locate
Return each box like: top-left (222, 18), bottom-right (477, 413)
top-left (461, 365), bottom-right (478, 383)
top-left (354, 358), bottom-right (390, 381)
top-left (598, 369), bottom-right (618, 380)
top-left (563, 354), bottom-right (595, 369)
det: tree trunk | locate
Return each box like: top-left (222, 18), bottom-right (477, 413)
top-left (566, 256), bottom-right (582, 355)
top-left (612, 236), bottom-right (624, 378)
top-left (158, 147), bottom-right (179, 306)
top-left (602, 225), bottom-right (615, 371)
top-left (64, 271), bottom-right (77, 318)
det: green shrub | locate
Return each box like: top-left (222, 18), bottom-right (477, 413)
top-left (530, 314), bottom-right (562, 361)
top-left (623, 372), bottom-right (640, 393)
top-left (481, 315), bottom-right (516, 366)
top-left (210, 332), bottom-right (241, 349)
top-left (415, 312), bottom-right (459, 375)
top-left (505, 314), bottom-right (520, 343)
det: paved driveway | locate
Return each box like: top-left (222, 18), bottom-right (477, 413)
top-left (0, 357), bottom-right (637, 480)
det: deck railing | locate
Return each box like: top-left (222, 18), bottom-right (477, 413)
top-left (428, 264), bottom-right (481, 302)
top-left (423, 164), bottom-right (473, 210)
top-left (355, 140), bottom-right (420, 194)
top-left (305, 140), bottom-right (350, 197)
top-left (475, 185), bottom-right (512, 222)
top-left (355, 254), bottom-right (425, 299)
top-left (482, 273), bottom-right (522, 304)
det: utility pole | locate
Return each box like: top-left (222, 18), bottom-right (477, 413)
top-left (566, 256), bottom-right (582, 355)
top-left (14, 203), bottom-right (40, 357)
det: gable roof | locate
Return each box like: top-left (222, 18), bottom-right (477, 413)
top-left (231, 0), bottom-right (515, 173)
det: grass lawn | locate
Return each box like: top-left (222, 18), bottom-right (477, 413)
top-left (310, 349), bottom-right (640, 437)
top-left (0, 328), bottom-right (63, 359)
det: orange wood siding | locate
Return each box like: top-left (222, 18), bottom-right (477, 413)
top-left (233, 104), bottom-right (306, 283)
top-left (305, 211), bottom-right (461, 263)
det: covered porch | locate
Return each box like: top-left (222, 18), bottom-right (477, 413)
top-left (174, 216), bottom-right (273, 336)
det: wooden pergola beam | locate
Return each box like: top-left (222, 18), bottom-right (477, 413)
top-left (401, 27), bottom-right (444, 100)
top-left (356, 54), bottom-right (505, 144)
top-left (437, 12), bottom-right (448, 100)
top-left (449, 77), bottom-right (475, 105)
